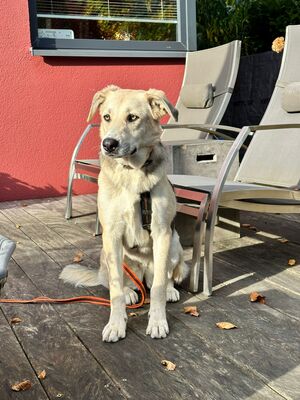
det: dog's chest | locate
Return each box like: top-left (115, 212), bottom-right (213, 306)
top-left (122, 194), bottom-right (151, 249)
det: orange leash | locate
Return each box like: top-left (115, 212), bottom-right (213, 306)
top-left (0, 263), bottom-right (146, 309)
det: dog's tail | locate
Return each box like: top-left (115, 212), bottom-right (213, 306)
top-left (59, 264), bottom-right (108, 288)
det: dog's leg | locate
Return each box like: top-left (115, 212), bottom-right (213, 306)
top-left (146, 228), bottom-right (171, 339)
top-left (102, 232), bottom-right (127, 343)
top-left (123, 255), bottom-right (142, 305)
top-left (166, 279), bottom-right (180, 302)
top-left (145, 265), bottom-right (180, 303)
top-left (124, 286), bottom-right (139, 305)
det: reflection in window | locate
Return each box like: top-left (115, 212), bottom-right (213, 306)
top-left (36, 0), bottom-right (177, 41)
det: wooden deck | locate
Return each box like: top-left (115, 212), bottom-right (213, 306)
top-left (0, 194), bottom-right (299, 400)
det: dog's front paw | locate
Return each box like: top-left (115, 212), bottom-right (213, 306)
top-left (102, 315), bottom-right (127, 343)
top-left (146, 316), bottom-right (169, 339)
top-left (167, 286), bottom-right (180, 302)
top-left (124, 286), bottom-right (139, 305)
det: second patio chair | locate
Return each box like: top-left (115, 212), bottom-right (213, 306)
top-left (168, 24), bottom-right (300, 295)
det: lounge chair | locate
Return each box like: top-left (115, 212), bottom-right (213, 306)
top-left (168, 24), bottom-right (300, 295)
top-left (65, 41), bottom-right (241, 222)
top-left (161, 40), bottom-right (241, 143)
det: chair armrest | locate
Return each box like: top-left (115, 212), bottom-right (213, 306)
top-left (71, 124), bottom-right (100, 165)
top-left (68, 124), bottom-right (100, 179)
top-left (161, 123), bottom-right (240, 142)
top-left (250, 123), bottom-right (300, 132)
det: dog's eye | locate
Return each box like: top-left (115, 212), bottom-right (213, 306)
top-left (103, 114), bottom-right (111, 122)
top-left (127, 114), bottom-right (139, 122)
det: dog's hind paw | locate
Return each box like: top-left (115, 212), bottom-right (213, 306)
top-left (167, 286), bottom-right (180, 303)
top-left (102, 317), bottom-right (127, 343)
top-left (146, 317), bottom-right (169, 339)
top-left (124, 286), bottom-right (139, 305)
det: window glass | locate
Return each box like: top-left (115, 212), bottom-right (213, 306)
top-left (36, 0), bottom-right (177, 41)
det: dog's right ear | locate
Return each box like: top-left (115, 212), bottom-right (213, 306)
top-left (146, 89), bottom-right (178, 122)
top-left (87, 85), bottom-right (120, 122)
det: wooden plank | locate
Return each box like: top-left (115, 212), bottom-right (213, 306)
top-left (22, 202), bottom-right (67, 226)
top-left (215, 240), bottom-right (300, 294)
top-left (211, 256), bottom-right (300, 321)
top-left (0, 195), bottom-right (98, 235)
top-left (129, 310), bottom-right (285, 400)
top-left (0, 209), bottom-right (99, 270)
top-left (18, 201), bottom-right (102, 261)
top-left (1, 198), bottom-right (300, 399)
top-left (169, 287), bottom-right (300, 399)
top-left (61, 306), bottom-right (198, 400)
top-left (24, 199), bottom-right (100, 241)
top-left (275, 213), bottom-right (300, 225)
top-left (0, 306), bottom-right (49, 400)
top-left (1, 260), bottom-right (123, 400)
top-left (0, 210), bottom-right (199, 399)
top-left (49, 222), bottom-right (101, 261)
top-left (66, 194), bottom-right (98, 234)
top-left (240, 212), bottom-right (300, 244)
top-left (2, 223), bottom-right (99, 299)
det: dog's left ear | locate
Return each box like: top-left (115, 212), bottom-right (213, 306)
top-left (146, 89), bottom-right (178, 122)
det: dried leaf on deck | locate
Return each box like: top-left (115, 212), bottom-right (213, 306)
top-left (241, 224), bottom-right (258, 231)
top-left (38, 370), bottom-right (46, 380)
top-left (249, 291), bottom-right (266, 304)
top-left (73, 251), bottom-right (84, 263)
top-left (21, 203), bottom-right (28, 207)
top-left (288, 259), bottom-right (296, 266)
top-left (183, 306), bottom-right (200, 317)
top-left (15, 224), bottom-right (21, 229)
top-left (241, 223), bottom-right (251, 228)
top-left (249, 225), bottom-right (258, 231)
top-left (128, 312), bottom-right (138, 317)
top-left (161, 360), bottom-right (176, 371)
top-left (10, 317), bottom-right (22, 325)
top-left (216, 322), bottom-right (237, 330)
top-left (278, 238), bottom-right (289, 243)
top-left (11, 379), bottom-right (32, 392)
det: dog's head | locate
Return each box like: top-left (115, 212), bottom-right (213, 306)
top-left (87, 85), bottom-right (178, 159)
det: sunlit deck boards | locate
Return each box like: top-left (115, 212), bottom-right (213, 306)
top-left (0, 194), bottom-right (299, 400)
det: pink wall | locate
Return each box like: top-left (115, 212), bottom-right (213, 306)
top-left (0, 1), bottom-right (185, 202)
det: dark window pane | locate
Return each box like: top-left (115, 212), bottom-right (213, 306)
top-left (36, 0), bottom-right (177, 41)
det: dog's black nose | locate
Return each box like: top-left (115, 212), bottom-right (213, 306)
top-left (102, 138), bottom-right (119, 153)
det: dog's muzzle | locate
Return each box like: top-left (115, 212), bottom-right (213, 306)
top-left (102, 137), bottom-right (119, 153)
top-left (102, 137), bottom-right (137, 157)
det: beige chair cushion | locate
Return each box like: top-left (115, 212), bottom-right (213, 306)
top-left (282, 82), bottom-right (300, 112)
top-left (180, 83), bottom-right (214, 108)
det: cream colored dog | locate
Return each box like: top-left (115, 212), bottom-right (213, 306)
top-left (60, 85), bottom-right (188, 342)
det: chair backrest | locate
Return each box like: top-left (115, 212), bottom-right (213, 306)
top-left (235, 25), bottom-right (300, 189)
top-left (161, 40), bottom-right (241, 142)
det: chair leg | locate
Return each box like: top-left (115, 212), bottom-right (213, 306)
top-left (203, 206), bottom-right (218, 296)
top-left (189, 194), bottom-right (210, 293)
top-left (94, 212), bottom-right (101, 236)
top-left (203, 228), bottom-right (214, 296)
top-left (65, 166), bottom-right (75, 220)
